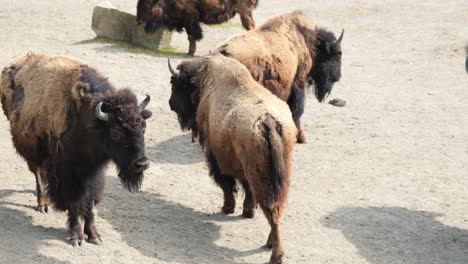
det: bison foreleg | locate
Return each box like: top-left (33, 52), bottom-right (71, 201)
top-left (206, 151), bottom-right (237, 214)
top-left (84, 202), bottom-right (103, 245)
top-left (185, 22), bottom-right (202, 56)
top-left (34, 167), bottom-right (49, 213)
top-left (68, 208), bottom-right (84, 246)
top-left (241, 180), bottom-right (256, 218)
top-left (287, 86), bottom-right (306, 143)
top-left (218, 174), bottom-right (237, 214)
top-left (239, 9), bottom-right (255, 30)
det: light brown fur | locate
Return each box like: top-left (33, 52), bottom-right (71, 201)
top-left (195, 55), bottom-right (296, 264)
top-left (214, 11), bottom-right (316, 101)
top-left (0, 52), bottom-right (103, 139)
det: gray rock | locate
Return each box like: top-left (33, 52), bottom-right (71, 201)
top-left (328, 98), bottom-right (347, 107)
top-left (91, 1), bottom-right (172, 50)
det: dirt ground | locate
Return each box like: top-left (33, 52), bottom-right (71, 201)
top-left (0, 0), bottom-right (467, 263)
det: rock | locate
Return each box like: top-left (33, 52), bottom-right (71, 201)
top-left (91, 1), bottom-right (172, 50)
top-left (328, 98), bottom-right (347, 107)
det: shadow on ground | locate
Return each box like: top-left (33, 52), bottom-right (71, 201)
top-left (101, 176), bottom-right (264, 264)
top-left (0, 189), bottom-right (70, 263)
top-left (73, 37), bottom-right (186, 57)
top-left (323, 206), bottom-right (468, 264)
top-left (146, 134), bottom-right (205, 164)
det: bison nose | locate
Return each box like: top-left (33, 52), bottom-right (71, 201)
top-left (135, 157), bottom-right (150, 170)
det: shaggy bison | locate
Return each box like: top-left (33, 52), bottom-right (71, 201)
top-left (136, 0), bottom-right (258, 56)
top-left (168, 55), bottom-right (296, 264)
top-left (0, 52), bottom-right (152, 246)
top-left (214, 11), bottom-right (344, 143)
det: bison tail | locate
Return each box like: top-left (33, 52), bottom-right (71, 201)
top-left (261, 114), bottom-right (287, 204)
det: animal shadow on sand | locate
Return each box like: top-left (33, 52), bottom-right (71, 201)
top-left (0, 189), bottom-right (71, 263)
top-left (146, 134), bottom-right (205, 164)
top-left (101, 176), bottom-right (264, 264)
top-left (73, 38), bottom-right (186, 57)
top-left (323, 206), bottom-right (468, 264)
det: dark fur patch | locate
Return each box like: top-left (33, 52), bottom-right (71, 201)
top-left (80, 65), bottom-right (114, 94)
top-left (206, 150), bottom-right (238, 193)
top-left (12, 85), bottom-right (24, 110)
top-left (287, 85), bottom-right (305, 124)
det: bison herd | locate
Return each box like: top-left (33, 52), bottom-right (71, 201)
top-left (0, 1), bottom-right (346, 263)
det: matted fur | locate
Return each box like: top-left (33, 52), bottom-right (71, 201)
top-left (169, 55), bottom-right (296, 263)
top-left (0, 52), bottom-right (87, 137)
top-left (214, 11), bottom-right (343, 143)
top-left (0, 52), bottom-right (151, 245)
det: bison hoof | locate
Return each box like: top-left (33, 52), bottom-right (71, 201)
top-left (222, 204), bottom-right (235, 215)
top-left (87, 238), bottom-right (103, 245)
top-left (70, 238), bottom-right (84, 247)
top-left (269, 253), bottom-right (284, 264)
top-left (37, 205), bottom-right (48, 214)
top-left (296, 131), bottom-right (306, 144)
top-left (242, 208), bottom-right (256, 218)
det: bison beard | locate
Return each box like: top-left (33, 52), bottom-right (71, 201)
top-left (310, 59), bottom-right (341, 102)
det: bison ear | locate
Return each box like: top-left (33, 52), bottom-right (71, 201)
top-left (72, 82), bottom-right (92, 99)
top-left (141, 109), bottom-right (152, 120)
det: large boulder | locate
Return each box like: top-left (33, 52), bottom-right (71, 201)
top-left (91, 1), bottom-right (172, 50)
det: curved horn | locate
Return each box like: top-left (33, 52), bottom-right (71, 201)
top-left (335, 29), bottom-right (344, 45)
top-left (139, 94), bottom-right (151, 110)
top-left (95, 102), bottom-right (110, 121)
top-left (168, 57), bottom-right (179, 76)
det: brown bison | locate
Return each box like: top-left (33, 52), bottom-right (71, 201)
top-left (213, 11), bottom-right (344, 143)
top-left (168, 55), bottom-right (296, 264)
top-left (0, 52), bottom-right (152, 246)
top-left (136, 0), bottom-right (258, 56)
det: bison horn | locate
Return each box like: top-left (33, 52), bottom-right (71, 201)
top-left (95, 102), bottom-right (110, 121)
top-left (168, 57), bottom-right (179, 76)
top-left (139, 94), bottom-right (151, 110)
top-left (335, 29), bottom-right (344, 45)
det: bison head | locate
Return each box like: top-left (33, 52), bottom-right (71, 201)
top-left (167, 58), bottom-right (201, 132)
top-left (308, 28), bottom-right (344, 102)
top-left (136, 0), bottom-right (165, 33)
top-left (94, 90), bottom-right (152, 192)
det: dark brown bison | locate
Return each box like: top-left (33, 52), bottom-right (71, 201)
top-left (0, 52), bottom-right (152, 246)
top-left (168, 55), bottom-right (296, 264)
top-left (136, 0), bottom-right (258, 56)
top-left (213, 11), bottom-right (344, 143)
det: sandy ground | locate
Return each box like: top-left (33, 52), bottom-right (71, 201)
top-left (0, 0), bottom-right (468, 263)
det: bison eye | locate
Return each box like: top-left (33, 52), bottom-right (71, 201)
top-left (110, 130), bottom-right (125, 142)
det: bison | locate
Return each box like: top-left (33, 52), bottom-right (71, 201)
top-left (168, 55), bottom-right (296, 264)
top-left (0, 52), bottom-right (152, 246)
top-left (136, 0), bottom-right (258, 56)
top-left (213, 11), bottom-right (344, 143)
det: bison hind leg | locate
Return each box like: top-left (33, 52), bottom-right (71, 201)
top-left (241, 180), bottom-right (257, 218)
top-left (259, 202), bottom-right (285, 264)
